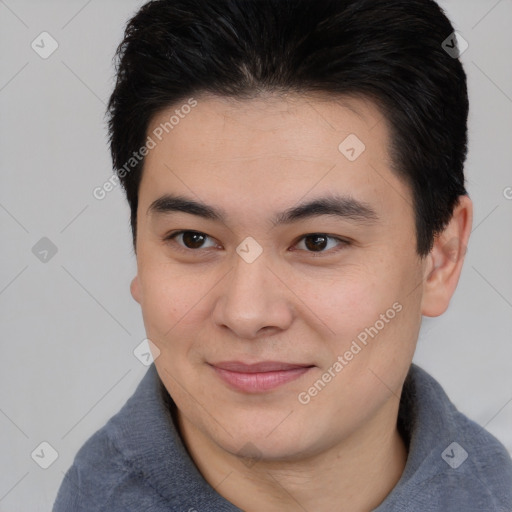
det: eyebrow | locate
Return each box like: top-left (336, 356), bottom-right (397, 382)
top-left (147, 193), bottom-right (379, 226)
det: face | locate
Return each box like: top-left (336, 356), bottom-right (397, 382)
top-left (131, 93), bottom-right (427, 461)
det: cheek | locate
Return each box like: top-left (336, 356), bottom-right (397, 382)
top-left (292, 265), bottom-right (388, 335)
top-left (137, 260), bottom-right (214, 341)
top-left (295, 258), bottom-right (419, 357)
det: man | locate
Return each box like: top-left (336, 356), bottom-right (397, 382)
top-left (53, 0), bottom-right (512, 510)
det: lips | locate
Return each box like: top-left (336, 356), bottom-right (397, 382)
top-left (213, 361), bottom-right (311, 373)
top-left (209, 361), bottom-right (314, 393)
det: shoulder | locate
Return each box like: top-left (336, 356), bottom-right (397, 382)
top-left (53, 427), bottom-right (127, 511)
top-left (443, 403), bottom-right (512, 504)
top-left (379, 364), bottom-right (512, 511)
top-left (53, 366), bottom-right (173, 511)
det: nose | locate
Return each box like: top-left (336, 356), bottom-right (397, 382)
top-left (212, 253), bottom-right (294, 340)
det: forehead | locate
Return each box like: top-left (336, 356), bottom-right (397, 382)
top-left (146, 92), bottom-right (388, 158)
top-left (140, 93), bottom-right (411, 224)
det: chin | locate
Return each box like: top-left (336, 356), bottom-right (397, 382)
top-left (213, 416), bottom-right (321, 462)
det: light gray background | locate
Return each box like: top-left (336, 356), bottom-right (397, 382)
top-left (0, 1), bottom-right (511, 510)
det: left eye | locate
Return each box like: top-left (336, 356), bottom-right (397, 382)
top-left (294, 234), bottom-right (345, 253)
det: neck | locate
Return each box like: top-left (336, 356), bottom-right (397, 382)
top-left (176, 396), bottom-right (408, 512)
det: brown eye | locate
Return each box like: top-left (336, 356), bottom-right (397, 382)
top-left (304, 234), bottom-right (328, 251)
top-left (181, 231), bottom-right (207, 249)
top-left (294, 233), bottom-right (348, 254)
top-left (164, 231), bottom-right (217, 250)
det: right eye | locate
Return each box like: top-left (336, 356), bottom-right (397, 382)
top-left (163, 230), bottom-right (220, 251)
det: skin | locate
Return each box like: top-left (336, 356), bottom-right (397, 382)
top-left (130, 92), bottom-right (473, 511)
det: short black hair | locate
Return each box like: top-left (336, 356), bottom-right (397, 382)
top-left (107, 0), bottom-right (469, 256)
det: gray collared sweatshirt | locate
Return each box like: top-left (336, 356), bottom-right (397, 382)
top-left (53, 364), bottom-right (512, 511)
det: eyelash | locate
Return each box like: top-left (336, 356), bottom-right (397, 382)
top-left (162, 230), bottom-right (350, 256)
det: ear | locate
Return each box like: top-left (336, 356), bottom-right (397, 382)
top-left (421, 195), bottom-right (473, 317)
top-left (130, 275), bottom-right (141, 304)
